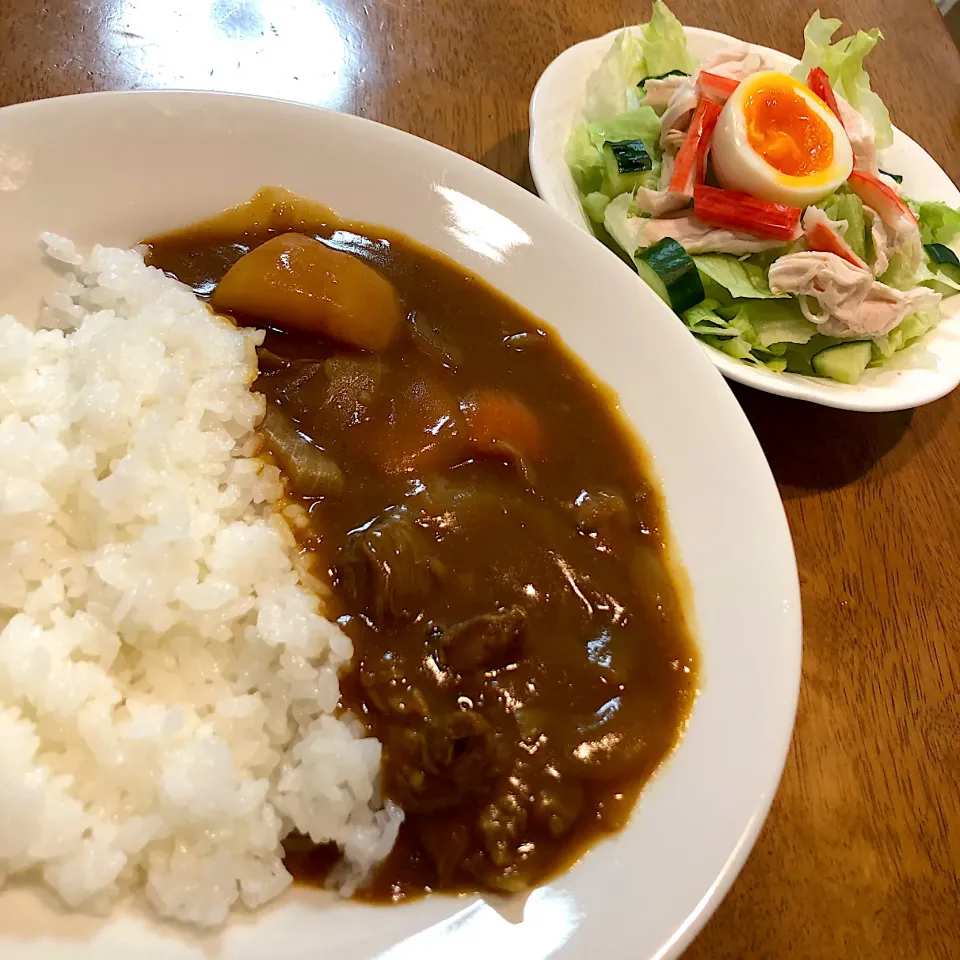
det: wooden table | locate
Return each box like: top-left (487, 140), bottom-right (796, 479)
top-left (2, 1), bottom-right (959, 956)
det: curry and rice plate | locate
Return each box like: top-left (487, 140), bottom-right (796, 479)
top-left (0, 189), bottom-right (697, 923)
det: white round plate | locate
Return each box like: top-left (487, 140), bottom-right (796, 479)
top-left (529, 25), bottom-right (960, 412)
top-left (0, 91), bottom-right (800, 960)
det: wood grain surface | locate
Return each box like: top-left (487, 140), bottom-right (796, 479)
top-left (2, 1), bottom-right (959, 957)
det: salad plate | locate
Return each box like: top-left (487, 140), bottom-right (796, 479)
top-left (529, 7), bottom-right (960, 412)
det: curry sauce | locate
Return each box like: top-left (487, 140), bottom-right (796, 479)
top-left (145, 188), bottom-right (698, 902)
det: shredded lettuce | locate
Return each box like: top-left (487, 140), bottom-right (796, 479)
top-left (565, 107), bottom-right (662, 198)
top-left (871, 311), bottom-right (939, 363)
top-left (764, 357), bottom-right (791, 373)
top-left (736, 301), bottom-right (818, 348)
top-left (684, 303), bottom-right (765, 366)
top-left (638, 1), bottom-right (697, 78)
top-left (682, 299), bottom-right (740, 338)
top-left (566, 126), bottom-right (604, 196)
top-left (792, 12), bottom-right (892, 150)
top-left (586, 109), bottom-right (663, 158)
top-left (681, 295), bottom-right (877, 378)
top-left (818, 190), bottom-right (868, 262)
top-left (582, 192), bottom-right (611, 224)
top-left (583, 30), bottom-right (647, 121)
top-left (908, 199), bottom-right (960, 247)
top-left (878, 254), bottom-right (954, 296)
top-left (879, 250), bottom-right (931, 291)
top-left (581, 2), bottom-right (695, 121)
top-left (681, 300), bottom-right (794, 371)
top-left (678, 255), bottom-right (937, 380)
top-left (877, 228), bottom-right (959, 294)
top-left (603, 192), bottom-right (644, 256)
top-left (875, 199), bottom-right (960, 294)
top-left (692, 254), bottom-right (788, 299)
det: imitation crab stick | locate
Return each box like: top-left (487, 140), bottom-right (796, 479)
top-left (668, 98), bottom-right (723, 195)
top-left (692, 184), bottom-right (803, 241)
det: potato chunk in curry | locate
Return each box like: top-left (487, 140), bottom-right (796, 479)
top-left (212, 233), bottom-right (402, 351)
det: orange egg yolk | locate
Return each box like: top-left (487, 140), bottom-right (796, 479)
top-left (744, 83), bottom-right (834, 177)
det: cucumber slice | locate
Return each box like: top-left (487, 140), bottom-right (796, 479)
top-left (601, 140), bottom-right (655, 196)
top-left (605, 140), bottom-right (653, 174)
top-left (635, 237), bottom-right (705, 314)
top-left (811, 341), bottom-right (872, 384)
top-left (925, 243), bottom-right (960, 268)
top-left (637, 69), bottom-right (689, 89)
top-left (879, 168), bottom-right (903, 184)
top-left (924, 244), bottom-right (960, 294)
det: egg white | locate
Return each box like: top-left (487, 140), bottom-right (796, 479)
top-left (710, 71), bottom-right (853, 207)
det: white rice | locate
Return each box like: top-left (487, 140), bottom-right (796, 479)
top-left (0, 237), bottom-right (401, 926)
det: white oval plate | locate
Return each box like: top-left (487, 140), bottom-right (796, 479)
top-left (529, 25), bottom-right (960, 412)
top-left (0, 91), bottom-right (800, 960)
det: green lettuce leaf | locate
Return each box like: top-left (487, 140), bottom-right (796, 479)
top-left (566, 125), bottom-right (605, 196)
top-left (879, 249), bottom-right (929, 291)
top-left (687, 309), bottom-right (761, 364)
top-left (870, 311), bottom-right (939, 363)
top-left (587, 109), bottom-right (663, 158)
top-left (581, 2), bottom-right (695, 120)
top-left (582, 192), bottom-right (611, 224)
top-left (682, 299), bottom-right (740, 338)
top-left (685, 286), bottom-right (936, 380)
top-left (817, 190), bottom-right (868, 262)
top-left (583, 29), bottom-right (647, 121)
top-left (908, 199), bottom-right (960, 246)
top-left (762, 356), bottom-right (790, 373)
top-left (603, 192), bottom-right (645, 257)
top-left (899, 310), bottom-right (939, 344)
top-left (565, 107), bottom-right (663, 198)
top-left (681, 300), bottom-right (789, 371)
top-left (735, 300), bottom-right (818, 348)
top-left (638, 1), bottom-right (697, 78)
top-left (792, 12), bottom-right (892, 150)
top-left (879, 247), bottom-right (959, 296)
top-left (692, 254), bottom-right (788, 299)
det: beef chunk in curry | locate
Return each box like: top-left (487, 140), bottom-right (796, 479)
top-left (145, 187), bottom-right (698, 902)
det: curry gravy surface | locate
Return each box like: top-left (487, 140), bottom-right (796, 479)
top-left (145, 188), bottom-right (698, 902)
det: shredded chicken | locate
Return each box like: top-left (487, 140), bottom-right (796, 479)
top-left (634, 187), bottom-right (690, 217)
top-left (878, 172), bottom-right (904, 196)
top-left (662, 127), bottom-right (687, 153)
top-left (768, 251), bottom-right (941, 338)
top-left (636, 215), bottom-right (786, 254)
top-left (697, 43), bottom-right (774, 82)
top-left (835, 96), bottom-right (878, 177)
top-left (636, 81), bottom-right (697, 215)
top-left (643, 73), bottom-right (691, 112)
top-left (632, 150), bottom-right (692, 217)
top-left (658, 152), bottom-right (674, 189)
top-left (864, 206), bottom-right (893, 277)
top-left (658, 78), bottom-right (698, 149)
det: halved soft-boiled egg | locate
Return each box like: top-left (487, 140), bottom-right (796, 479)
top-left (710, 70), bottom-right (853, 207)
